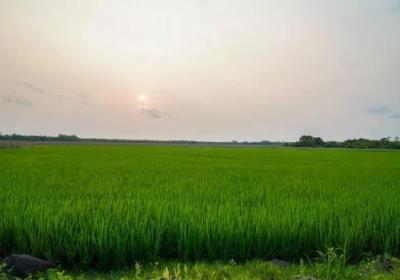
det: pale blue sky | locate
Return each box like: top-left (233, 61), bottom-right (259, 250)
top-left (0, 0), bottom-right (399, 141)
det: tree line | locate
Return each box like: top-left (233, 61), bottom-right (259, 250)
top-left (1, 133), bottom-right (400, 149)
top-left (0, 133), bottom-right (80, 142)
top-left (0, 133), bottom-right (283, 146)
top-left (286, 135), bottom-right (400, 149)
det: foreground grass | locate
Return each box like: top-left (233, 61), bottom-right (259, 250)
top-left (2, 256), bottom-right (400, 280)
top-left (1, 146), bottom-right (400, 267)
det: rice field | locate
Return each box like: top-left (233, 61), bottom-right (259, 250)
top-left (0, 145), bottom-right (399, 268)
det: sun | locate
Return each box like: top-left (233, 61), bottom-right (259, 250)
top-left (138, 94), bottom-right (147, 102)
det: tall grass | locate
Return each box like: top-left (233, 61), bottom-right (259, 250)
top-left (0, 146), bottom-right (400, 268)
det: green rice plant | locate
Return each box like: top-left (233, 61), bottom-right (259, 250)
top-left (0, 146), bottom-right (400, 268)
top-left (315, 248), bottom-right (347, 279)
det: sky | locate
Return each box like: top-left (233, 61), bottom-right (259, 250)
top-left (0, 0), bottom-right (399, 141)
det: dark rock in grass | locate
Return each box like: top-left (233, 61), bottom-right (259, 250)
top-left (4, 254), bottom-right (55, 277)
top-left (272, 258), bottom-right (291, 267)
top-left (379, 255), bottom-right (395, 272)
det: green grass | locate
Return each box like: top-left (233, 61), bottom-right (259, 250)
top-left (0, 145), bottom-right (400, 268)
top-left (2, 256), bottom-right (400, 280)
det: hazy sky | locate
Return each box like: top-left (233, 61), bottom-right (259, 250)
top-left (1, 0), bottom-right (399, 141)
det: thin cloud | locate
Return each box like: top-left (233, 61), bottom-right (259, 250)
top-left (140, 108), bottom-right (169, 119)
top-left (390, 113), bottom-right (400, 119)
top-left (386, 5), bottom-right (400, 12)
top-left (17, 81), bottom-right (45, 94)
top-left (374, 4), bottom-right (400, 15)
top-left (76, 91), bottom-right (92, 106)
top-left (367, 105), bottom-right (400, 120)
top-left (3, 94), bottom-right (32, 107)
top-left (367, 105), bottom-right (391, 114)
top-left (16, 81), bottom-right (68, 98)
top-left (196, 0), bottom-right (208, 5)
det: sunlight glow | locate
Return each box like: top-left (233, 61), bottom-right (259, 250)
top-left (138, 94), bottom-right (147, 102)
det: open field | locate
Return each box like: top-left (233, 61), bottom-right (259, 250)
top-left (0, 145), bottom-right (400, 269)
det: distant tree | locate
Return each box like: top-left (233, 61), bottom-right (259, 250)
top-left (0, 133), bottom-right (80, 142)
top-left (57, 134), bottom-right (80, 141)
top-left (296, 135), bottom-right (325, 147)
top-left (380, 137), bottom-right (390, 143)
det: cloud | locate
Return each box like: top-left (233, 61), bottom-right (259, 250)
top-left (3, 94), bottom-right (32, 107)
top-left (75, 91), bottom-right (92, 106)
top-left (390, 113), bottom-right (400, 119)
top-left (367, 105), bottom-right (400, 120)
top-left (140, 108), bottom-right (169, 119)
top-left (367, 105), bottom-right (391, 114)
top-left (196, 0), bottom-right (208, 5)
top-left (17, 81), bottom-right (45, 94)
top-left (17, 81), bottom-right (68, 98)
top-left (386, 5), bottom-right (400, 13)
top-left (375, 5), bottom-right (400, 15)
top-left (77, 91), bottom-right (91, 98)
